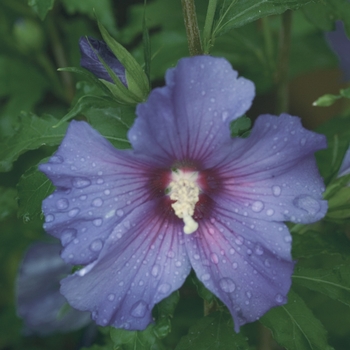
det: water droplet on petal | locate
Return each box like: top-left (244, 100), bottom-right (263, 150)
top-left (151, 264), bottom-right (160, 277)
top-left (194, 254), bottom-right (200, 260)
top-left (92, 198), bottom-right (103, 207)
top-left (50, 155), bottom-right (63, 164)
top-left (254, 244), bottom-right (264, 255)
top-left (108, 293), bottom-right (115, 301)
top-left (167, 250), bottom-right (175, 258)
top-left (235, 235), bottom-right (244, 245)
top-left (264, 259), bottom-right (271, 267)
top-left (175, 261), bottom-right (182, 267)
top-left (210, 253), bottom-right (219, 264)
top-left (45, 214), bottom-right (55, 223)
top-left (222, 111), bottom-right (229, 122)
top-left (300, 138), bottom-right (306, 146)
top-left (61, 228), bottom-right (77, 246)
top-left (275, 293), bottom-right (284, 303)
top-left (284, 235), bottom-right (292, 243)
top-left (229, 248), bottom-right (235, 255)
top-left (117, 209), bottom-right (124, 217)
top-left (158, 283), bottom-right (171, 294)
top-left (90, 239), bottom-right (103, 252)
top-left (80, 195), bottom-right (87, 201)
top-left (201, 273), bottom-right (210, 281)
top-left (272, 186), bottom-right (281, 196)
top-left (68, 208), bottom-right (80, 217)
top-left (93, 218), bottom-right (103, 227)
top-left (97, 178), bottom-right (104, 184)
top-left (130, 300), bottom-right (148, 318)
top-left (72, 177), bottom-right (91, 188)
top-left (293, 195), bottom-right (320, 216)
top-left (219, 278), bottom-right (236, 293)
top-left (104, 189), bottom-right (111, 195)
top-left (232, 262), bottom-right (238, 269)
top-left (266, 209), bottom-right (274, 216)
top-left (252, 201), bottom-right (264, 212)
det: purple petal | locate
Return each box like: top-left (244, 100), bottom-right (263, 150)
top-left (16, 242), bottom-right (91, 335)
top-left (60, 202), bottom-right (191, 330)
top-left (326, 21), bottom-right (350, 81)
top-left (186, 214), bottom-right (294, 332)
top-left (79, 36), bottom-right (127, 85)
top-left (39, 121), bottom-right (156, 265)
top-left (129, 56), bottom-right (255, 165)
top-left (208, 114), bottom-right (327, 224)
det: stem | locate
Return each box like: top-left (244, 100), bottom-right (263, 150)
top-left (262, 16), bottom-right (274, 74)
top-left (181, 0), bottom-right (203, 56)
top-left (47, 15), bottom-right (75, 103)
top-left (275, 11), bottom-right (292, 114)
top-left (257, 323), bottom-right (273, 350)
top-left (203, 0), bottom-right (218, 53)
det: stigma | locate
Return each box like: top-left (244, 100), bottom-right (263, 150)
top-left (168, 169), bottom-right (200, 234)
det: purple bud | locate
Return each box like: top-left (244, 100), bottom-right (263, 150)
top-left (79, 36), bottom-right (127, 86)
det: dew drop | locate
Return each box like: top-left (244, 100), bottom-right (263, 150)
top-left (130, 300), bottom-right (148, 318)
top-left (293, 195), bottom-right (320, 216)
top-left (104, 189), bottom-right (111, 195)
top-left (107, 293), bottom-right (115, 301)
top-left (300, 137), bottom-right (306, 146)
top-left (254, 244), bottom-right (264, 255)
top-left (93, 218), bottom-right (103, 227)
top-left (201, 273), bottom-right (210, 281)
top-left (117, 209), bottom-right (124, 217)
top-left (45, 214), bottom-right (54, 223)
top-left (264, 259), bottom-right (271, 267)
top-left (175, 261), bottom-right (182, 267)
top-left (158, 283), bottom-right (171, 294)
top-left (80, 195), bottom-right (87, 201)
top-left (252, 201), bottom-right (264, 213)
top-left (235, 235), bottom-right (244, 245)
top-left (90, 239), bottom-right (103, 252)
top-left (50, 155), bottom-right (63, 164)
top-left (194, 254), bottom-right (200, 260)
top-left (68, 208), bottom-right (80, 217)
top-left (72, 177), bottom-right (91, 188)
top-left (56, 198), bottom-right (69, 210)
top-left (167, 250), bottom-right (175, 258)
top-left (232, 262), bottom-right (238, 269)
top-left (266, 209), bottom-right (274, 216)
top-left (275, 293), bottom-right (284, 303)
top-left (92, 198), bottom-right (103, 207)
top-left (272, 186), bottom-right (281, 196)
top-left (151, 264), bottom-right (160, 277)
top-left (284, 235), bottom-right (292, 243)
top-left (219, 278), bottom-right (236, 293)
top-left (210, 253), bottom-right (219, 264)
top-left (229, 248), bottom-right (235, 255)
top-left (61, 228), bottom-right (77, 246)
top-left (222, 111), bottom-right (229, 122)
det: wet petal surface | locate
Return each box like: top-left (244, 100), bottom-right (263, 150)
top-left (61, 201), bottom-right (191, 330)
top-left (129, 56), bottom-right (255, 165)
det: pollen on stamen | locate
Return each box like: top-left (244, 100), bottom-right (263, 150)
top-left (168, 170), bottom-right (200, 234)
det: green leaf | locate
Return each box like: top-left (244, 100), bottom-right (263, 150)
top-left (175, 312), bottom-right (249, 350)
top-left (302, 0), bottom-right (350, 37)
top-left (0, 113), bottom-right (68, 172)
top-left (261, 290), bottom-right (333, 350)
top-left (230, 115), bottom-right (251, 138)
top-left (0, 187), bottom-right (17, 221)
top-left (214, 0), bottom-right (316, 36)
top-left (28, 0), bottom-right (55, 20)
top-left (154, 291), bottom-right (180, 339)
top-left (292, 230), bottom-right (350, 259)
top-left (98, 21), bottom-right (150, 101)
top-left (312, 93), bottom-right (341, 107)
top-left (192, 276), bottom-right (216, 303)
top-left (56, 95), bottom-right (135, 149)
top-left (293, 262), bottom-right (350, 307)
top-left (17, 160), bottom-right (54, 222)
top-left (110, 324), bottom-right (166, 350)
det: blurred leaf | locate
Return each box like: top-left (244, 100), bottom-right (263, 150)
top-left (28, 0), bottom-right (55, 20)
top-left (61, 0), bottom-right (117, 36)
top-left (0, 187), bottom-right (17, 221)
top-left (110, 324), bottom-right (166, 350)
top-left (175, 312), bottom-right (249, 350)
top-left (0, 56), bottom-right (48, 137)
top-left (17, 161), bottom-right (54, 222)
top-left (261, 290), bottom-right (333, 350)
top-left (214, 0), bottom-right (316, 36)
top-left (0, 113), bottom-right (67, 172)
top-left (292, 230), bottom-right (350, 259)
top-left (302, 0), bottom-right (350, 36)
top-left (293, 262), bottom-right (350, 307)
top-left (313, 93), bottom-right (341, 107)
